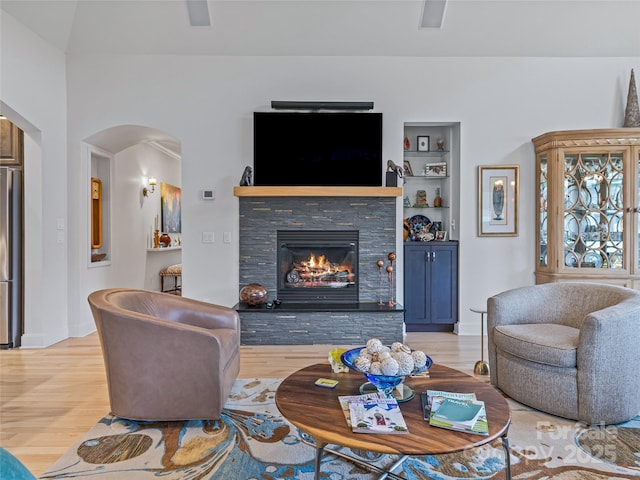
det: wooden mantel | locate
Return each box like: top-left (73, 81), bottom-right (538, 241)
top-left (233, 186), bottom-right (402, 197)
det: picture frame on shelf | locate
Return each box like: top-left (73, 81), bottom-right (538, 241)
top-left (424, 162), bottom-right (447, 177)
top-left (478, 165), bottom-right (519, 237)
top-left (417, 136), bottom-right (430, 152)
top-left (403, 160), bottom-right (414, 176)
top-left (435, 231), bottom-right (448, 241)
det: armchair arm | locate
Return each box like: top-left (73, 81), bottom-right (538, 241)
top-left (577, 299), bottom-right (640, 424)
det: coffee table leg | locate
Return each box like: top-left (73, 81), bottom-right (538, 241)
top-left (501, 435), bottom-right (511, 480)
top-left (314, 441), bottom-right (327, 480)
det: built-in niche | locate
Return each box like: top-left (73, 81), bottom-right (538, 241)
top-left (89, 148), bottom-right (111, 264)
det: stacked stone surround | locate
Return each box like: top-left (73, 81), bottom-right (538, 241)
top-left (237, 196), bottom-right (404, 345)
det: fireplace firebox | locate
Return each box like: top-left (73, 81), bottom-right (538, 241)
top-left (277, 230), bottom-right (358, 303)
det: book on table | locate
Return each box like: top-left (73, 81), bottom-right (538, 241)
top-left (338, 393), bottom-right (409, 434)
top-left (422, 390), bottom-right (489, 435)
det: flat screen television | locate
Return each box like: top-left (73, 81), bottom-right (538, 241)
top-left (253, 112), bottom-right (382, 186)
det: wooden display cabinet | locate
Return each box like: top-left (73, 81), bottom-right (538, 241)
top-left (532, 129), bottom-right (640, 289)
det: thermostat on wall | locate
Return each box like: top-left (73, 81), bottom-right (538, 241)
top-left (202, 189), bottom-right (215, 200)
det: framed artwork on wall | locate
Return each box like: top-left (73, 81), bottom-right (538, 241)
top-left (478, 165), bottom-right (519, 236)
top-left (161, 182), bottom-right (182, 233)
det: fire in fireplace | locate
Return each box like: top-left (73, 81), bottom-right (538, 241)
top-left (277, 230), bottom-right (359, 303)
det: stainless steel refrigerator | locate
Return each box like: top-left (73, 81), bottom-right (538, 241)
top-left (1, 166), bottom-right (23, 348)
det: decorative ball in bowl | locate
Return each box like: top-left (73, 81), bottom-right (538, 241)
top-left (341, 339), bottom-right (433, 399)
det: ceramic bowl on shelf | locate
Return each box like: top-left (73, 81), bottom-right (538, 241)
top-left (341, 346), bottom-right (433, 399)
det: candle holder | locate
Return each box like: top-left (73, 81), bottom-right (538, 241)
top-left (387, 252), bottom-right (396, 306)
top-left (376, 259), bottom-right (384, 305)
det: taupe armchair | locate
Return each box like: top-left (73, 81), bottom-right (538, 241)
top-left (488, 282), bottom-right (640, 425)
top-left (88, 288), bottom-right (240, 421)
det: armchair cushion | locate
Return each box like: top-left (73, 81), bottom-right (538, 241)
top-left (494, 323), bottom-right (579, 368)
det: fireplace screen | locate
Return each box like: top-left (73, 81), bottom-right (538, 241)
top-left (277, 230), bottom-right (358, 303)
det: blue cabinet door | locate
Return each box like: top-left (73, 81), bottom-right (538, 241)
top-left (404, 242), bottom-right (458, 329)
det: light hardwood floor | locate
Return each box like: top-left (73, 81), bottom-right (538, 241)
top-left (0, 332), bottom-right (486, 476)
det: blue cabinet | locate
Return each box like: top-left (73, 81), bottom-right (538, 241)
top-left (403, 241), bottom-right (458, 331)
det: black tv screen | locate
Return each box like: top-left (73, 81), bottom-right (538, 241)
top-left (253, 112), bottom-right (383, 186)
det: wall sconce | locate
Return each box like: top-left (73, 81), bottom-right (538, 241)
top-left (143, 177), bottom-right (157, 197)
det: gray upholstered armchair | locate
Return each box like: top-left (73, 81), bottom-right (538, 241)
top-left (88, 288), bottom-right (240, 421)
top-left (487, 282), bottom-right (640, 425)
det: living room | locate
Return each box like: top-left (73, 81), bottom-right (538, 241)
top-left (1, 1), bottom-right (639, 477)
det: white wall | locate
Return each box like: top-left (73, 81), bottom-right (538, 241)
top-left (3, 6), bottom-right (639, 345)
top-left (1, 12), bottom-right (69, 347)
top-left (65, 55), bottom-right (638, 336)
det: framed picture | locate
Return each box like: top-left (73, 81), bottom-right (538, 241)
top-left (435, 230), bottom-right (448, 241)
top-left (417, 136), bottom-right (430, 152)
top-left (424, 162), bottom-right (447, 177)
top-left (403, 160), bottom-right (414, 176)
top-left (478, 165), bottom-right (519, 236)
top-left (161, 182), bottom-right (182, 233)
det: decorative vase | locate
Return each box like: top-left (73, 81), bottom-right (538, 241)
top-left (159, 233), bottom-right (171, 247)
top-left (240, 283), bottom-right (268, 306)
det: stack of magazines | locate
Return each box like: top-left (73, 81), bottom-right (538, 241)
top-left (421, 390), bottom-right (488, 435)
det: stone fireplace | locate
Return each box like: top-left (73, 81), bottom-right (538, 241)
top-left (235, 187), bottom-right (404, 345)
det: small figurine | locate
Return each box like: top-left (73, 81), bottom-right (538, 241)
top-left (386, 159), bottom-right (403, 178)
top-left (415, 190), bottom-right (428, 207)
top-left (239, 166), bottom-right (253, 186)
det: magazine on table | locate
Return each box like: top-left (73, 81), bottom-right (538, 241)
top-left (338, 392), bottom-right (387, 428)
top-left (348, 396), bottom-right (409, 434)
top-left (422, 390), bottom-right (489, 435)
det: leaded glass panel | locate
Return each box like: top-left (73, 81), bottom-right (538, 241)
top-left (563, 153), bottom-right (624, 269)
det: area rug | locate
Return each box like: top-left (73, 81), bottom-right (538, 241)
top-left (40, 378), bottom-right (640, 479)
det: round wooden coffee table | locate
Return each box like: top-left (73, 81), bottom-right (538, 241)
top-left (276, 363), bottom-right (512, 480)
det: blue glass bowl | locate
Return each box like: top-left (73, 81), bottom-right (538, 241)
top-left (341, 346), bottom-right (433, 397)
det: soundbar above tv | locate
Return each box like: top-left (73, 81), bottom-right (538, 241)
top-left (253, 111), bottom-right (383, 187)
top-left (270, 101), bottom-right (374, 111)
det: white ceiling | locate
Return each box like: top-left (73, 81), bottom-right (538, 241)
top-left (2, 0), bottom-right (640, 57)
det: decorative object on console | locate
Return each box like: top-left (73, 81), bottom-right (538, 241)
top-left (624, 68), bottom-right (640, 127)
top-left (436, 138), bottom-right (446, 151)
top-left (159, 233), bottom-right (171, 247)
top-left (239, 283), bottom-right (268, 306)
top-left (239, 165), bottom-right (253, 186)
top-left (435, 231), bottom-right (448, 241)
top-left (417, 136), bottom-right (430, 152)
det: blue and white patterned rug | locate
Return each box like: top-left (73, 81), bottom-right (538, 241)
top-left (40, 378), bottom-right (640, 479)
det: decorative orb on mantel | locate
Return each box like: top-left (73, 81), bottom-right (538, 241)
top-left (239, 283), bottom-right (268, 306)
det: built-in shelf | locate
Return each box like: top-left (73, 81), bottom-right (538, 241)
top-left (233, 186), bottom-right (402, 197)
top-left (147, 246), bottom-right (182, 252)
top-left (403, 150), bottom-right (449, 156)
